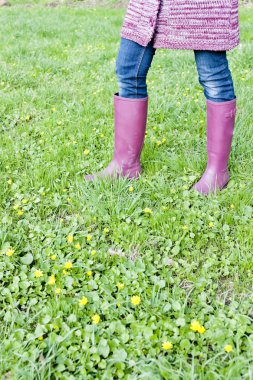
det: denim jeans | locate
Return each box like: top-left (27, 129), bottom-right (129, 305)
top-left (115, 37), bottom-right (236, 102)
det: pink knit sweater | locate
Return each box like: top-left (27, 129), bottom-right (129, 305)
top-left (120, 0), bottom-right (240, 51)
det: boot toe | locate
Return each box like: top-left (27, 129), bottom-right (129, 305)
top-left (191, 182), bottom-right (210, 196)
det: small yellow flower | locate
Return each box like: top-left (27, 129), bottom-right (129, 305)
top-left (209, 222), bottom-right (214, 228)
top-left (182, 225), bottom-right (188, 230)
top-left (117, 282), bottom-right (125, 290)
top-left (230, 204), bottom-right (235, 209)
top-left (75, 243), bottom-right (81, 250)
top-left (84, 149), bottom-right (90, 155)
top-left (17, 209), bottom-right (23, 216)
top-left (198, 326), bottom-right (206, 334)
top-left (50, 254), bottom-right (57, 260)
top-left (92, 314), bottom-right (100, 324)
top-left (162, 138), bottom-right (166, 143)
top-left (48, 275), bottom-right (56, 285)
top-left (116, 303), bottom-right (121, 307)
top-left (79, 296), bottom-right (88, 306)
top-left (190, 320), bottom-right (201, 332)
top-left (131, 295), bottom-right (141, 306)
top-left (191, 323), bottom-right (205, 334)
top-left (22, 198), bottom-right (28, 204)
top-left (91, 250), bottom-right (96, 255)
top-left (37, 336), bottom-right (44, 341)
top-left (143, 208), bottom-right (152, 215)
top-left (67, 235), bottom-right (74, 243)
top-left (162, 341), bottom-right (173, 350)
top-left (104, 228), bottom-right (109, 233)
top-left (63, 269), bottom-right (68, 275)
top-left (34, 270), bottom-right (43, 278)
top-left (7, 179), bottom-right (12, 185)
top-left (224, 344), bottom-right (233, 353)
top-left (129, 186), bottom-right (134, 192)
top-left (86, 235), bottom-right (92, 241)
top-left (86, 270), bottom-right (92, 276)
top-left (64, 261), bottom-right (73, 270)
top-left (6, 248), bottom-right (15, 257)
top-left (51, 107), bottom-right (56, 112)
top-left (55, 288), bottom-right (61, 294)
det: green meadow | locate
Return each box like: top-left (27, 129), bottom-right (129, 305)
top-left (0, 1), bottom-right (253, 378)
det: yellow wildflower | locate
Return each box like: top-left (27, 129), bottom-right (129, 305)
top-left (6, 248), bottom-right (15, 257)
top-left (190, 320), bottom-right (201, 332)
top-left (84, 149), bottom-right (90, 155)
top-left (17, 209), bottom-right (23, 216)
top-left (67, 235), bottom-right (74, 243)
top-left (86, 235), bottom-right (92, 241)
top-left (131, 295), bottom-right (141, 306)
top-left (92, 314), bottom-right (100, 324)
top-left (75, 243), bottom-right (81, 250)
top-left (79, 297), bottom-right (88, 306)
top-left (190, 320), bottom-right (205, 333)
top-left (104, 228), bottom-right (109, 233)
top-left (129, 186), bottom-right (134, 192)
top-left (50, 254), bottom-right (57, 260)
top-left (34, 270), bottom-right (43, 278)
top-left (117, 282), bottom-right (125, 290)
top-left (143, 208), bottom-right (152, 214)
top-left (224, 344), bottom-right (233, 353)
top-left (91, 250), bottom-right (96, 255)
top-left (37, 336), bottom-right (44, 341)
top-left (198, 326), bottom-right (206, 334)
top-left (64, 261), bottom-right (73, 270)
top-left (162, 341), bottom-right (173, 350)
top-left (86, 270), bottom-right (92, 276)
top-left (55, 288), bottom-right (61, 294)
top-left (48, 275), bottom-right (56, 285)
top-left (209, 222), bottom-right (214, 228)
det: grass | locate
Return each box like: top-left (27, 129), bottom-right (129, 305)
top-left (0, 2), bottom-right (253, 379)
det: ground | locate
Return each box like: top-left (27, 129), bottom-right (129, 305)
top-left (0, 1), bottom-right (253, 379)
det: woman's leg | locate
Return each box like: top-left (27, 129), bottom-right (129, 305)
top-left (85, 38), bottom-right (156, 181)
top-left (116, 37), bottom-right (156, 98)
top-left (192, 50), bottom-right (237, 195)
top-left (194, 50), bottom-right (236, 102)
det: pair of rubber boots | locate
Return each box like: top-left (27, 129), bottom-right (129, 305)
top-left (85, 92), bottom-right (237, 195)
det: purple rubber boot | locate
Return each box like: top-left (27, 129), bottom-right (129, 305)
top-left (192, 98), bottom-right (237, 195)
top-left (84, 92), bottom-right (148, 181)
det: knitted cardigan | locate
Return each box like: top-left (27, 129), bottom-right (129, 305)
top-left (120, 0), bottom-right (240, 51)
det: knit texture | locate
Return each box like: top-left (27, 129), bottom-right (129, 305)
top-left (120, 0), bottom-right (240, 51)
